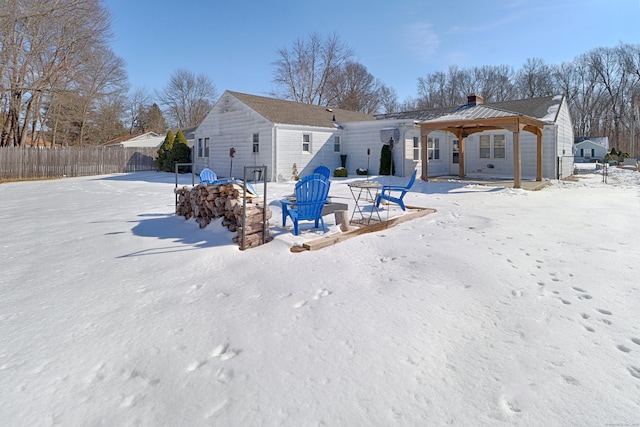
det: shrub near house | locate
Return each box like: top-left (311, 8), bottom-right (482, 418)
top-left (157, 130), bottom-right (191, 172)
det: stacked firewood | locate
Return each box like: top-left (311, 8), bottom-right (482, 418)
top-left (174, 182), bottom-right (272, 249)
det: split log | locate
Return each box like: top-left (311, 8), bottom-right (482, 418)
top-left (236, 212), bottom-right (272, 228)
top-left (233, 232), bottom-right (273, 249)
top-left (236, 222), bottom-right (270, 234)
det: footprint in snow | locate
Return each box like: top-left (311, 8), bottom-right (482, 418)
top-left (186, 360), bottom-right (206, 372)
top-left (210, 344), bottom-right (240, 360)
top-left (562, 375), bottom-right (580, 386)
top-left (187, 284), bottom-right (203, 294)
top-left (499, 397), bottom-right (521, 414)
top-left (628, 366), bottom-right (640, 380)
top-left (617, 345), bottom-right (632, 353)
top-left (120, 394), bottom-right (140, 408)
top-left (313, 289), bottom-right (331, 299)
top-left (631, 338), bottom-right (640, 346)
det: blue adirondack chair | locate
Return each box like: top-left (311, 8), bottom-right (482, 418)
top-left (313, 165), bottom-right (331, 180)
top-left (199, 168), bottom-right (217, 184)
top-left (375, 170), bottom-right (417, 211)
top-left (281, 173), bottom-right (331, 235)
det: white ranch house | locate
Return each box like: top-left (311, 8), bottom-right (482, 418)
top-left (194, 91), bottom-right (574, 187)
top-left (574, 137), bottom-right (609, 163)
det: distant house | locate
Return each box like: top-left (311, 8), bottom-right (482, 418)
top-left (574, 137), bottom-right (609, 163)
top-left (103, 131), bottom-right (165, 148)
top-left (194, 91), bottom-right (575, 187)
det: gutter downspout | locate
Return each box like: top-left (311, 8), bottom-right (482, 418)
top-left (272, 125), bottom-right (278, 182)
top-left (401, 125), bottom-right (407, 178)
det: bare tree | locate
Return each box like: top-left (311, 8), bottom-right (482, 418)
top-left (91, 93), bottom-right (128, 143)
top-left (0, 0), bottom-right (119, 146)
top-left (588, 47), bottom-right (632, 150)
top-left (378, 85), bottom-right (400, 114)
top-left (73, 45), bottom-right (129, 145)
top-left (126, 88), bottom-right (152, 134)
top-left (328, 61), bottom-right (385, 114)
top-left (470, 65), bottom-right (516, 102)
top-left (157, 69), bottom-right (218, 129)
top-left (272, 33), bottom-right (353, 106)
top-left (514, 58), bottom-right (556, 98)
top-left (417, 70), bottom-right (449, 108)
top-left (417, 64), bottom-right (517, 108)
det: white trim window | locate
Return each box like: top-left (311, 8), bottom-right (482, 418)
top-left (334, 135), bottom-right (341, 152)
top-left (198, 138), bottom-right (210, 158)
top-left (479, 135), bottom-right (491, 158)
top-left (413, 136), bottom-right (420, 161)
top-left (428, 137), bottom-right (440, 160)
top-left (480, 134), bottom-right (505, 159)
top-left (493, 134), bottom-right (505, 158)
top-left (452, 139), bottom-right (459, 164)
top-left (303, 134), bottom-right (311, 153)
top-left (252, 133), bottom-right (259, 153)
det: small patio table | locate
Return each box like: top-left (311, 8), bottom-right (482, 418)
top-left (348, 181), bottom-right (381, 225)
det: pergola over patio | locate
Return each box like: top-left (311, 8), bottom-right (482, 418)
top-left (419, 105), bottom-right (549, 189)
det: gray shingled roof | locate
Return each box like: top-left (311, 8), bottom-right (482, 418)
top-left (487, 95), bottom-right (561, 120)
top-left (227, 91), bottom-right (376, 127)
top-left (376, 95), bottom-right (563, 123)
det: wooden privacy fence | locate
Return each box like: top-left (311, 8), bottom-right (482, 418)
top-left (0, 146), bottom-right (158, 180)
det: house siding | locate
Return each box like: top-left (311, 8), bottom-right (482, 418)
top-left (195, 94), bottom-right (274, 179)
top-left (341, 120), bottom-right (422, 176)
top-left (273, 126), bottom-right (342, 181)
top-left (554, 99), bottom-right (575, 178)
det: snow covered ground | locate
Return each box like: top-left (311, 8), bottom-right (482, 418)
top-left (1, 168), bottom-right (639, 426)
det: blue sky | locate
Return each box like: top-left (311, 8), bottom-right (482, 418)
top-left (105, 0), bottom-right (639, 104)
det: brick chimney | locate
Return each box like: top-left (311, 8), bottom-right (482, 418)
top-left (467, 93), bottom-right (484, 106)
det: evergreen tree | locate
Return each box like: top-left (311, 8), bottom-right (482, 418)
top-left (143, 103), bottom-right (167, 134)
top-left (379, 144), bottom-right (395, 175)
top-left (171, 129), bottom-right (192, 172)
top-left (156, 130), bottom-right (175, 171)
